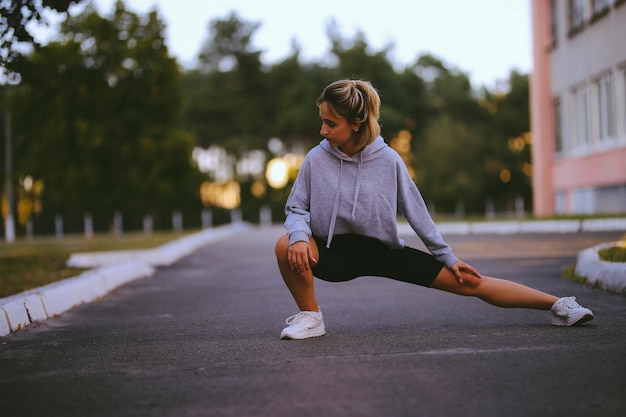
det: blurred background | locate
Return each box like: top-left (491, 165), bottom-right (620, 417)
top-left (0, 0), bottom-right (623, 240)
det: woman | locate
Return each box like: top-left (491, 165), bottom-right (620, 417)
top-left (275, 79), bottom-right (593, 340)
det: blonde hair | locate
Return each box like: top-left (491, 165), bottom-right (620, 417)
top-left (316, 79), bottom-right (381, 147)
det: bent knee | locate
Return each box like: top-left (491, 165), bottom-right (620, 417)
top-left (275, 234), bottom-right (290, 258)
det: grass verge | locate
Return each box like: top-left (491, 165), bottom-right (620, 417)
top-left (0, 231), bottom-right (192, 299)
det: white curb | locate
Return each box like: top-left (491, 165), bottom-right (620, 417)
top-left (0, 297), bottom-right (31, 332)
top-left (436, 222), bottom-right (471, 235)
top-left (0, 310), bottom-right (10, 336)
top-left (96, 261), bottom-right (155, 291)
top-left (38, 262), bottom-right (155, 318)
top-left (0, 261), bottom-right (155, 336)
top-left (470, 221), bottom-right (522, 234)
top-left (67, 223), bottom-right (250, 268)
top-left (520, 220), bottom-right (581, 233)
top-left (575, 242), bottom-right (626, 294)
top-left (398, 218), bottom-right (621, 236)
top-left (582, 218), bottom-right (626, 232)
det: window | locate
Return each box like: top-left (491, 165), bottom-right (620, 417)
top-left (555, 191), bottom-right (566, 215)
top-left (573, 86), bottom-right (590, 149)
top-left (550, 0), bottom-right (558, 45)
top-left (622, 68), bottom-right (626, 136)
top-left (596, 73), bottom-right (616, 143)
top-left (592, 0), bottom-right (610, 15)
top-left (554, 98), bottom-right (563, 152)
top-left (572, 188), bottom-right (595, 214)
top-left (568, 0), bottom-right (585, 34)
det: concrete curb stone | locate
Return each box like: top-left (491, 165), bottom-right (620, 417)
top-left (0, 310), bottom-right (10, 336)
top-left (0, 261), bottom-right (155, 336)
top-left (575, 242), bottom-right (626, 294)
top-left (66, 222), bottom-right (251, 268)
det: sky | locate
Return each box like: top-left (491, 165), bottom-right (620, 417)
top-left (65, 0), bottom-right (532, 89)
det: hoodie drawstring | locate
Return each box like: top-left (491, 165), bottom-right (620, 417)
top-left (351, 153), bottom-right (363, 219)
top-left (326, 155), bottom-right (364, 248)
top-left (326, 160), bottom-right (343, 248)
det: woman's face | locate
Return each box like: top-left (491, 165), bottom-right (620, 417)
top-left (319, 102), bottom-right (360, 152)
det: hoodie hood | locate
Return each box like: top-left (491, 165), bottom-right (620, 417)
top-left (319, 136), bottom-right (387, 161)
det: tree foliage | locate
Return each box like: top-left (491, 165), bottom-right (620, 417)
top-left (8, 0), bottom-right (201, 232)
top-left (0, 0), bottom-right (87, 81)
top-left (2, 5), bottom-right (532, 235)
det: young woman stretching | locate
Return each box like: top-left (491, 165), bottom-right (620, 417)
top-left (275, 79), bottom-right (593, 340)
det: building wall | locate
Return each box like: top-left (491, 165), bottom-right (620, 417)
top-left (530, 0), bottom-right (555, 216)
top-left (531, 0), bottom-right (626, 216)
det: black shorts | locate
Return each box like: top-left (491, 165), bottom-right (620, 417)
top-left (311, 234), bottom-right (444, 287)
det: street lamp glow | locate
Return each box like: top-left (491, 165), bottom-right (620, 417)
top-left (266, 158), bottom-right (289, 189)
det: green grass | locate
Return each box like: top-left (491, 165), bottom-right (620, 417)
top-left (561, 265), bottom-right (589, 285)
top-left (598, 233), bottom-right (626, 263)
top-left (0, 230), bottom-right (193, 299)
top-left (598, 245), bottom-right (626, 263)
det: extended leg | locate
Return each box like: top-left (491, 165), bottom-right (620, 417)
top-left (430, 267), bottom-right (558, 309)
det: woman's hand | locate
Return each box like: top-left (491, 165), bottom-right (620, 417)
top-left (449, 260), bottom-right (482, 285)
top-left (287, 241), bottom-right (318, 275)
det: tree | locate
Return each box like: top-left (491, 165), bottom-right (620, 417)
top-left (184, 12), bottom-right (269, 150)
top-left (10, 0), bottom-right (200, 232)
top-left (414, 115), bottom-right (488, 213)
top-left (0, 0), bottom-right (86, 82)
top-left (479, 71), bottom-right (532, 211)
top-left (264, 52), bottom-right (334, 146)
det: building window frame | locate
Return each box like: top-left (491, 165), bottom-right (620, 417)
top-left (553, 97), bottom-right (563, 154)
top-left (550, 0), bottom-right (559, 47)
top-left (622, 67), bottom-right (626, 140)
top-left (595, 72), bottom-right (616, 145)
top-left (571, 84), bottom-right (590, 152)
top-left (568, 0), bottom-right (586, 36)
top-left (591, 0), bottom-right (611, 23)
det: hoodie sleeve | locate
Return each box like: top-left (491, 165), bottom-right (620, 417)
top-left (284, 157), bottom-right (312, 245)
top-left (396, 160), bottom-right (458, 268)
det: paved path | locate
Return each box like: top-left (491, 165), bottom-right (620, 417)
top-left (1, 226), bottom-right (625, 417)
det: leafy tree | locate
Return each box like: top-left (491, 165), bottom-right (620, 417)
top-left (412, 54), bottom-right (488, 125)
top-left (479, 71), bottom-right (532, 211)
top-left (414, 115), bottom-right (488, 213)
top-left (0, 0), bottom-right (86, 81)
top-left (10, 0), bottom-right (200, 232)
top-left (186, 12), bottom-right (268, 150)
top-left (264, 53), bottom-right (335, 146)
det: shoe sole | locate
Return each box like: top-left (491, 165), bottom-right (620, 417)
top-left (551, 312), bottom-right (594, 326)
top-left (280, 327), bottom-right (326, 340)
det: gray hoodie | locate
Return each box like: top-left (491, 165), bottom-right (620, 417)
top-left (285, 136), bottom-right (458, 268)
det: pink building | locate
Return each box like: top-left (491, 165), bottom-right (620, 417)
top-left (530, 0), bottom-right (626, 216)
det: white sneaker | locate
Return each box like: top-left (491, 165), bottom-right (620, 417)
top-left (551, 297), bottom-right (594, 326)
top-left (280, 310), bottom-right (326, 339)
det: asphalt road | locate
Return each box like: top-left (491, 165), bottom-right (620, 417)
top-left (1, 226), bottom-right (625, 417)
